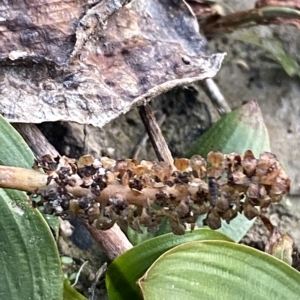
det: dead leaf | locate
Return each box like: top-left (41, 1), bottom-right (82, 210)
top-left (0, 0), bottom-right (225, 127)
top-left (256, 0), bottom-right (300, 29)
top-left (256, 0), bottom-right (300, 9)
top-left (262, 216), bottom-right (293, 265)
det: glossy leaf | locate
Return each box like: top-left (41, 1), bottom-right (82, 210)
top-left (106, 229), bottom-right (233, 300)
top-left (186, 101), bottom-right (271, 242)
top-left (0, 115), bottom-right (63, 299)
top-left (139, 240), bottom-right (300, 300)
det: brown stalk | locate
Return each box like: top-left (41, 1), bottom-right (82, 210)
top-left (0, 165), bottom-right (201, 207)
top-left (13, 123), bottom-right (59, 158)
top-left (200, 78), bottom-right (231, 115)
top-left (138, 104), bottom-right (174, 168)
top-left (14, 124), bottom-right (132, 259)
top-left (132, 111), bottom-right (166, 160)
top-left (0, 165), bottom-right (48, 192)
top-left (202, 6), bottom-right (300, 36)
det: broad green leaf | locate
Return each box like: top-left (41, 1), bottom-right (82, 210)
top-left (63, 280), bottom-right (87, 300)
top-left (139, 240), bottom-right (300, 300)
top-left (0, 115), bottom-right (63, 299)
top-left (0, 189), bottom-right (63, 300)
top-left (186, 101), bottom-right (270, 158)
top-left (106, 229), bottom-right (233, 300)
top-left (43, 213), bottom-right (60, 241)
top-left (231, 32), bottom-right (300, 78)
top-left (0, 115), bottom-right (34, 168)
top-left (186, 101), bottom-right (271, 242)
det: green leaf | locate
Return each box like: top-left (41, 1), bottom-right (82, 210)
top-left (139, 240), bottom-right (300, 300)
top-left (186, 101), bottom-right (271, 242)
top-left (186, 101), bottom-right (270, 158)
top-left (231, 32), bottom-right (300, 78)
top-left (106, 228), bottom-right (233, 300)
top-left (0, 189), bottom-right (63, 299)
top-left (0, 115), bottom-right (34, 168)
top-left (63, 280), bottom-right (87, 300)
top-left (0, 115), bottom-right (63, 299)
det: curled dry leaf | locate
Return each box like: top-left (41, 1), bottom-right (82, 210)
top-left (0, 0), bottom-right (225, 127)
top-left (256, 0), bottom-right (300, 9)
top-left (256, 0), bottom-right (300, 29)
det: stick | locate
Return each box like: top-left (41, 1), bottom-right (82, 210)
top-left (13, 123), bottom-right (60, 157)
top-left (13, 124), bottom-right (132, 258)
top-left (138, 104), bottom-right (174, 167)
top-left (132, 112), bottom-right (166, 160)
top-left (200, 79), bottom-right (231, 115)
top-left (202, 6), bottom-right (300, 36)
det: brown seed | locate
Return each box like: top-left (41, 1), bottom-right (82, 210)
top-left (207, 151), bottom-right (224, 168)
top-left (243, 203), bottom-right (260, 220)
top-left (205, 209), bottom-right (221, 230)
top-left (77, 155), bottom-right (94, 168)
top-left (242, 150), bottom-right (257, 176)
top-left (174, 158), bottom-right (190, 172)
top-left (190, 155), bottom-right (206, 178)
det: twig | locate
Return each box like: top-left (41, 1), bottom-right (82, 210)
top-left (88, 262), bottom-right (108, 300)
top-left (202, 6), bottom-right (300, 36)
top-left (13, 123), bottom-right (60, 157)
top-left (132, 112), bottom-right (166, 160)
top-left (13, 124), bottom-right (133, 259)
top-left (82, 220), bottom-right (132, 260)
top-left (200, 78), bottom-right (231, 115)
top-left (138, 104), bottom-right (174, 168)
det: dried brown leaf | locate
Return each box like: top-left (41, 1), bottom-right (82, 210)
top-left (0, 0), bottom-right (224, 127)
top-left (256, 0), bottom-right (300, 9)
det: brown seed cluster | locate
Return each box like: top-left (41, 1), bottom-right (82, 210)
top-left (34, 150), bottom-right (290, 235)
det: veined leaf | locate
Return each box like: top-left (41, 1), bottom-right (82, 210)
top-left (0, 115), bottom-right (63, 299)
top-left (186, 101), bottom-right (270, 158)
top-left (139, 240), bottom-right (300, 300)
top-left (106, 229), bottom-right (233, 300)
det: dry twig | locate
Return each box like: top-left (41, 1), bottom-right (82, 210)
top-left (202, 6), bottom-right (300, 36)
top-left (138, 104), bottom-right (174, 168)
top-left (132, 111), bottom-right (166, 160)
top-left (13, 124), bottom-right (132, 259)
top-left (200, 79), bottom-right (231, 115)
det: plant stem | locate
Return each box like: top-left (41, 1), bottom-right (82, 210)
top-left (13, 123), bottom-right (132, 258)
top-left (132, 111), bottom-right (166, 160)
top-left (202, 6), bottom-right (300, 36)
top-left (138, 104), bottom-right (174, 168)
top-left (200, 79), bottom-right (231, 115)
top-left (13, 123), bottom-right (60, 157)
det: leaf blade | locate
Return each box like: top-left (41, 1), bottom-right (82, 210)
top-left (0, 115), bottom-right (63, 299)
top-left (139, 240), bottom-right (300, 300)
top-left (106, 229), bottom-right (233, 300)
